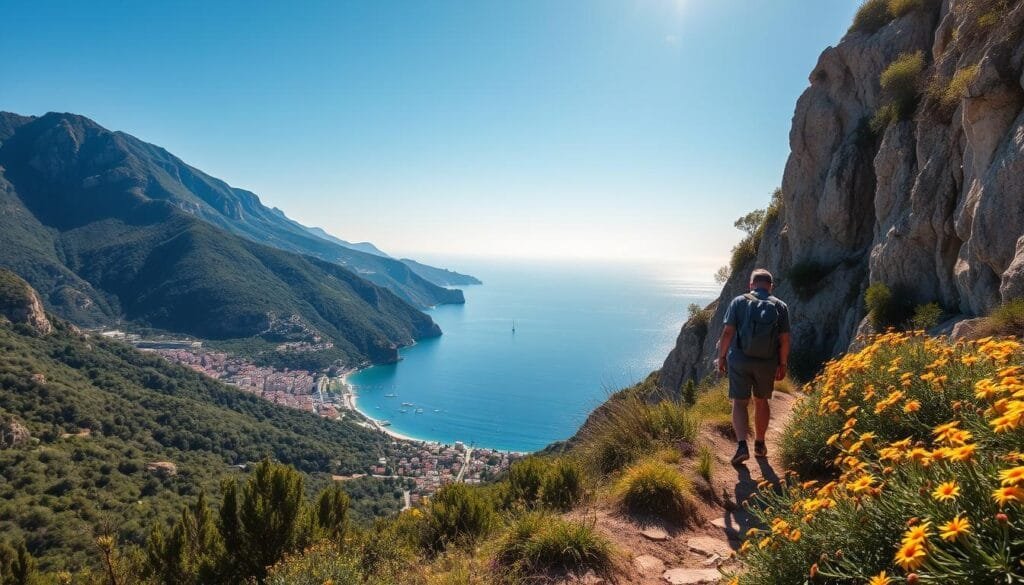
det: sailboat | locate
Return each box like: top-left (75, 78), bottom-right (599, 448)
top-left (512, 320), bottom-right (516, 334)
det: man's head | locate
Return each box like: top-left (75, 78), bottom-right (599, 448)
top-left (749, 268), bottom-right (773, 292)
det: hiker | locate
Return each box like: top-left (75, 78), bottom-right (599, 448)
top-left (715, 268), bottom-right (790, 465)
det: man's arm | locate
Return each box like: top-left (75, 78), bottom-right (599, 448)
top-left (776, 332), bottom-right (791, 381)
top-left (716, 325), bottom-right (735, 374)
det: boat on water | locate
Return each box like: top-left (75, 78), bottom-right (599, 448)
top-left (400, 409), bottom-right (408, 414)
top-left (415, 408), bottom-right (425, 414)
top-left (379, 420), bottom-right (392, 427)
top-left (401, 402), bottom-right (414, 407)
top-left (384, 393), bottom-right (397, 398)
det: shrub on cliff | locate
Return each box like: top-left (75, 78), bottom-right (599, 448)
top-left (887, 0), bottom-right (926, 17)
top-left (494, 513), bottom-right (613, 578)
top-left (865, 282), bottom-right (906, 331)
top-left (580, 395), bottom-right (697, 474)
top-left (614, 459), bottom-right (698, 525)
top-left (928, 64), bottom-right (980, 111)
top-left (871, 51), bottom-right (926, 132)
top-left (420, 483), bottom-right (496, 554)
top-left (977, 298), bottom-right (1024, 339)
top-left (849, 0), bottom-right (895, 34)
top-left (539, 459), bottom-right (584, 512)
top-left (911, 302), bottom-right (943, 331)
top-left (741, 333), bottom-right (1024, 584)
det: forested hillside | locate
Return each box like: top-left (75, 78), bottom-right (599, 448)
top-left (0, 270), bottom-right (401, 571)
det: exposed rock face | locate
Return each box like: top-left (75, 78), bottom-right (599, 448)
top-left (0, 415), bottom-right (31, 448)
top-left (0, 268), bottom-right (52, 335)
top-left (660, 1), bottom-right (1024, 391)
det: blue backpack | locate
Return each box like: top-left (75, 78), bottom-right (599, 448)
top-left (738, 293), bottom-right (781, 360)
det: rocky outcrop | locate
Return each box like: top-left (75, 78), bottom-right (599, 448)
top-left (0, 414), bottom-right (31, 448)
top-left (660, 1), bottom-right (1024, 391)
top-left (0, 268), bottom-right (52, 335)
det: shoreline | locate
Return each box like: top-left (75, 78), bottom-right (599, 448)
top-left (340, 369), bottom-right (529, 455)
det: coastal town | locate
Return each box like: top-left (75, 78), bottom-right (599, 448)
top-left (94, 331), bottom-right (522, 496)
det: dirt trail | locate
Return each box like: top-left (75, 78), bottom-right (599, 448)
top-left (567, 390), bottom-right (798, 585)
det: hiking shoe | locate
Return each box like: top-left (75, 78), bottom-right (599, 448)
top-left (731, 443), bottom-right (750, 465)
top-left (754, 441), bottom-right (768, 458)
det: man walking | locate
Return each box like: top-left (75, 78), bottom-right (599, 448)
top-left (715, 268), bottom-right (790, 465)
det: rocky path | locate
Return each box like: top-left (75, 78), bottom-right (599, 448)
top-left (567, 390), bottom-right (798, 585)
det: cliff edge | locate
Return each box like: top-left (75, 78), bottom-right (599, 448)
top-left (660, 0), bottom-right (1024, 392)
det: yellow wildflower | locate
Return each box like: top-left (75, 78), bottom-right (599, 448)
top-left (932, 481), bottom-right (960, 502)
top-left (938, 515), bottom-right (971, 542)
top-left (999, 466), bottom-right (1024, 486)
top-left (993, 486), bottom-right (1023, 506)
top-left (894, 540), bottom-right (927, 571)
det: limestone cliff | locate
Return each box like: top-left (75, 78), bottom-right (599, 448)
top-left (0, 268), bottom-right (52, 335)
top-left (660, 0), bottom-right (1024, 392)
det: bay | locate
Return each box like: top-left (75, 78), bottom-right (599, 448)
top-left (347, 258), bottom-right (718, 452)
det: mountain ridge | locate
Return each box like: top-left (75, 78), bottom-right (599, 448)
top-left (0, 111), bottom-right (475, 308)
top-left (0, 112), bottom-right (444, 366)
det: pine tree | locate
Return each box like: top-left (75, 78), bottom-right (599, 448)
top-left (216, 479), bottom-right (242, 583)
top-left (683, 379), bottom-right (697, 406)
top-left (236, 459), bottom-right (307, 581)
top-left (0, 541), bottom-right (37, 585)
top-left (316, 483), bottom-right (351, 543)
top-left (146, 493), bottom-right (223, 585)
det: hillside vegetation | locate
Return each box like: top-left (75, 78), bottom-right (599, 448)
top-left (0, 277), bottom-right (407, 573)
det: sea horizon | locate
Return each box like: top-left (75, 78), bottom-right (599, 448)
top-left (346, 257), bottom-right (719, 452)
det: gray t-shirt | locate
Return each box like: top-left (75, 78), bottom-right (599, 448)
top-left (723, 288), bottom-right (790, 363)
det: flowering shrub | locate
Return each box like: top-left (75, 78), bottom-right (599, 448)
top-left (735, 332), bottom-right (1024, 584)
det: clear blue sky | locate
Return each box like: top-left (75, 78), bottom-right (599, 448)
top-left (2, 1), bottom-right (859, 267)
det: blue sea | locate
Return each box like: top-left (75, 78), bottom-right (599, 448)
top-left (347, 258), bottom-right (718, 452)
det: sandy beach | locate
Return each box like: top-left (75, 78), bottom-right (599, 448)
top-left (340, 372), bottom-right (436, 444)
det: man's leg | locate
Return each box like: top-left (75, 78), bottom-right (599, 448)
top-left (732, 398), bottom-right (750, 443)
top-left (753, 398), bottom-right (771, 442)
top-left (728, 363), bottom-right (753, 464)
top-left (751, 366), bottom-right (775, 457)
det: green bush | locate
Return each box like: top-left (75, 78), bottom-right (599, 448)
top-left (613, 459), bottom-right (698, 525)
top-left (887, 0), bottom-right (924, 17)
top-left (682, 379), bottom-right (697, 406)
top-left (494, 513), bottom-right (613, 577)
top-left (420, 484), bottom-right (495, 554)
top-left (730, 236), bottom-right (759, 273)
top-left (865, 282), bottom-right (899, 331)
top-left (696, 446), bottom-right (714, 483)
top-left (872, 51), bottom-right (926, 132)
top-left (687, 303), bottom-right (712, 332)
top-left (849, 0), bottom-right (895, 33)
top-left (714, 265), bottom-right (731, 285)
top-left (929, 65), bottom-right (979, 110)
top-left (977, 298), bottom-right (1024, 338)
top-left (580, 396), bottom-right (696, 475)
top-left (265, 543), bottom-right (363, 585)
top-left (539, 459), bottom-right (584, 512)
top-left (504, 457), bottom-right (548, 508)
top-left (911, 302), bottom-right (943, 330)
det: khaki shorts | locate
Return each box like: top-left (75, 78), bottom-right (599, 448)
top-left (727, 359), bottom-right (776, 400)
